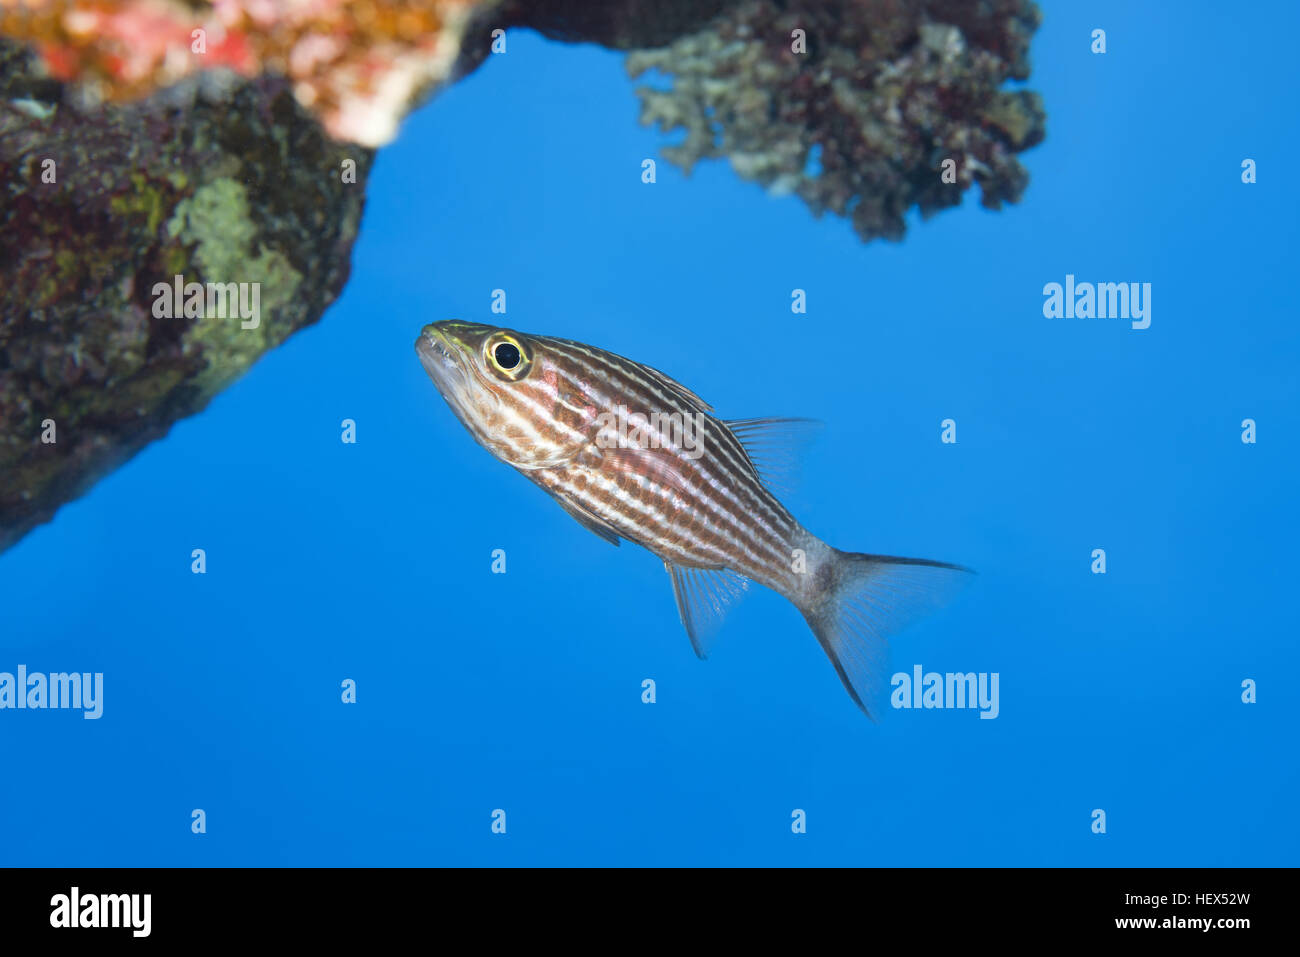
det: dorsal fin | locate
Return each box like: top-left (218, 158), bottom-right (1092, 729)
top-left (627, 358), bottom-right (713, 412)
top-left (722, 417), bottom-right (822, 495)
top-left (539, 335), bottom-right (714, 412)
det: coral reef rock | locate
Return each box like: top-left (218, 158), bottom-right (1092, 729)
top-left (626, 0), bottom-right (1045, 241)
top-left (0, 38), bottom-right (372, 552)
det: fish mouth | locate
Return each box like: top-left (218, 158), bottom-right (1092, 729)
top-left (416, 324), bottom-right (485, 430)
top-left (416, 325), bottom-right (464, 391)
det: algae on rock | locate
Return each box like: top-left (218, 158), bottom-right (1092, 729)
top-left (0, 40), bottom-right (372, 552)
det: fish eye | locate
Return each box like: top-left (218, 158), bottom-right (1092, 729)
top-left (494, 342), bottom-right (521, 369)
top-left (484, 334), bottom-right (531, 380)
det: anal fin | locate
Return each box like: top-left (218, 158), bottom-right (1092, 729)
top-left (666, 563), bottom-right (749, 659)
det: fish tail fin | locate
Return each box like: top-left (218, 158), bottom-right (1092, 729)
top-left (797, 548), bottom-right (974, 719)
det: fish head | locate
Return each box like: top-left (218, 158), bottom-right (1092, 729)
top-left (416, 320), bottom-right (596, 469)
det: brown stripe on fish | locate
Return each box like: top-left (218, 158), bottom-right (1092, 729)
top-left (528, 335), bottom-right (795, 582)
top-left (537, 336), bottom-right (797, 570)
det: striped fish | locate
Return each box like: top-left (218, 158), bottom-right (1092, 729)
top-left (416, 320), bottom-right (971, 717)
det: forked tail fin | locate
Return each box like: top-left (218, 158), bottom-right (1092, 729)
top-left (799, 551), bottom-right (974, 719)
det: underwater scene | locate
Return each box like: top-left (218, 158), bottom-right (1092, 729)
top-left (0, 0), bottom-right (1296, 868)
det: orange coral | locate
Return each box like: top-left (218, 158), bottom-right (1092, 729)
top-left (0, 0), bottom-right (490, 144)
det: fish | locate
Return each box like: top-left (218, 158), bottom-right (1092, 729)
top-left (416, 320), bottom-right (972, 717)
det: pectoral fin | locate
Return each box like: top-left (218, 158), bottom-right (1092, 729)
top-left (602, 446), bottom-right (692, 495)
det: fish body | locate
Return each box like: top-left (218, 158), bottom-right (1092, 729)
top-left (417, 320), bottom-right (970, 716)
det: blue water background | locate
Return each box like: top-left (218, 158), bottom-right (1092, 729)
top-left (2, 1), bottom-right (1296, 865)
